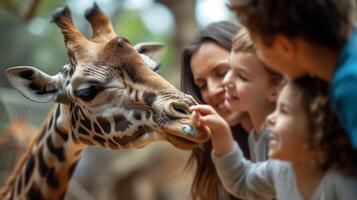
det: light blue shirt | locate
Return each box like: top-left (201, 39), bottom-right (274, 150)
top-left (212, 143), bottom-right (357, 200)
top-left (331, 29), bottom-right (357, 148)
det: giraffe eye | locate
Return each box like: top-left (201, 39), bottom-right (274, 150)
top-left (75, 86), bottom-right (103, 101)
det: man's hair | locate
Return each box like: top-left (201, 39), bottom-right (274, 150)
top-left (229, 0), bottom-right (356, 49)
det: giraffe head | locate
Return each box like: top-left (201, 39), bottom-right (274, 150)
top-left (5, 4), bottom-right (210, 150)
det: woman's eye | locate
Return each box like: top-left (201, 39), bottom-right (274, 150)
top-left (75, 86), bottom-right (103, 101)
top-left (216, 68), bottom-right (229, 77)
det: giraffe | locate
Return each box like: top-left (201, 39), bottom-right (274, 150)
top-left (1, 4), bottom-right (210, 200)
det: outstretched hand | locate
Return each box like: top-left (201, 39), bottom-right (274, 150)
top-left (190, 105), bottom-right (230, 135)
top-left (190, 104), bottom-right (236, 156)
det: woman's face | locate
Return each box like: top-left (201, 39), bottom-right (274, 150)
top-left (190, 41), bottom-right (243, 125)
top-left (266, 83), bottom-right (313, 163)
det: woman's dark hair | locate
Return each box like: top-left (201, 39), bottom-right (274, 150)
top-left (181, 21), bottom-right (250, 200)
top-left (293, 75), bottom-right (357, 174)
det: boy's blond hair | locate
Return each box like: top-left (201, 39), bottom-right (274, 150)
top-left (232, 28), bottom-right (285, 86)
top-left (232, 28), bottom-right (257, 54)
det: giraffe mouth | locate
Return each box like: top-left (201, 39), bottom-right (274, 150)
top-left (112, 125), bottom-right (153, 147)
top-left (163, 125), bottom-right (211, 149)
top-left (164, 134), bottom-right (202, 149)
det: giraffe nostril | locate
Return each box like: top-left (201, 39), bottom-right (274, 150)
top-left (172, 102), bottom-right (190, 115)
top-left (167, 102), bottom-right (190, 118)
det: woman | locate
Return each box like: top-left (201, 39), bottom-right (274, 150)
top-left (181, 21), bottom-right (251, 200)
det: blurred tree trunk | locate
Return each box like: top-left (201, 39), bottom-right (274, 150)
top-left (0, 0), bottom-right (42, 21)
top-left (157, 0), bottom-right (198, 53)
top-left (156, 0), bottom-right (198, 86)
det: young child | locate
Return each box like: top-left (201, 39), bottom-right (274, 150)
top-left (221, 28), bottom-right (284, 162)
top-left (228, 0), bottom-right (357, 148)
top-left (191, 76), bottom-right (357, 199)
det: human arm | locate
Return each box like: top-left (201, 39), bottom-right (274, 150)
top-left (190, 104), bottom-right (277, 199)
top-left (212, 143), bottom-right (277, 199)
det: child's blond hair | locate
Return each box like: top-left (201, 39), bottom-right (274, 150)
top-left (232, 28), bottom-right (285, 87)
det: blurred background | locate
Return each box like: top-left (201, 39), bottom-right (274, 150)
top-left (0, 0), bottom-right (236, 199)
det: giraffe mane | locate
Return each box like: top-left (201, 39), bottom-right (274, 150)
top-left (0, 108), bottom-right (54, 198)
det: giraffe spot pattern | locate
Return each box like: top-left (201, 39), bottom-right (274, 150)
top-left (38, 147), bottom-right (48, 177)
top-left (16, 169), bottom-right (23, 196)
top-left (71, 130), bottom-right (79, 144)
top-left (54, 105), bottom-right (69, 141)
top-left (68, 160), bottom-right (79, 180)
top-left (36, 127), bottom-right (46, 145)
top-left (24, 155), bottom-right (35, 186)
top-left (70, 117), bottom-right (76, 131)
top-left (46, 136), bottom-right (66, 162)
top-left (143, 92), bottom-right (157, 106)
top-left (48, 116), bottom-right (54, 130)
top-left (78, 126), bottom-right (90, 135)
top-left (133, 111), bottom-right (142, 120)
top-left (54, 125), bottom-right (68, 142)
top-left (80, 114), bottom-right (92, 130)
top-left (96, 116), bottom-right (111, 134)
top-left (78, 137), bottom-right (95, 145)
top-left (113, 125), bottom-right (151, 145)
top-left (93, 135), bottom-right (106, 146)
top-left (46, 167), bottom-right (60, 189)
top-left (93, 122), bottom-right (103, 135)
top-left (27, 183), bottom-right (44, 200)
top-left (113, 114), bottom-right (132, 132)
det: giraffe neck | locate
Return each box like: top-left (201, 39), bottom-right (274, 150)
top-left (7, 104), bottom-right (86, 200)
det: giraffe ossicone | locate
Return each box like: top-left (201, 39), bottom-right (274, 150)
top-left (1, 4), bottom-right (210, 199)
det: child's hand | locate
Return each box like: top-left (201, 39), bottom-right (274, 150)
top-left (190, 105), bottom-right (230, 135)
top-left (190, 105), bottom-right (235, 156)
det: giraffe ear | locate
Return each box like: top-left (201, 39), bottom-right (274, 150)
top-left (134, 42), bottom-right (165, 71)
top-left (5, 66), bottom-right (59, 103)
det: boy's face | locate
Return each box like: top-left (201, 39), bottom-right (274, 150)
top-left (267, 83), bottom-right (313, 163)
top-left (251, 33), bottom-right (307, 79)
top-left (224, 52), bottom-right (272, 114)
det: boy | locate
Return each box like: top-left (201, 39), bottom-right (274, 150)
top-left (228, 0), bottom-right (357, 148)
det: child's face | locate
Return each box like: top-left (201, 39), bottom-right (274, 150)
top-left (252, 33), bottom-right (306, 79)
top-left (224, 52), bottom-right (274, 113)
top-left (267, 83), bottom-right (313, 163)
